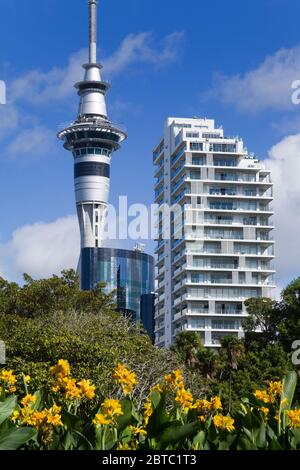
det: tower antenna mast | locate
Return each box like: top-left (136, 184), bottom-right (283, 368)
top-left (89, 0), bottom-right (98, 63)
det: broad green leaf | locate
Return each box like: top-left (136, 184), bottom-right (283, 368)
top-left (0, 427), bottom-right (36, 450)
top-left (31, 390), bottom-right (42, 411)
top-left (254, 422), bottom-right (266, 449)
top-left (146, 391), bottom-right (169, 439)
top-left (0, 396), bottom-right (17, 425)
top-left (280, 371), bottom-right (297, 431)
top-left (116, 397), bottom-right (132, 431)
top-left (160, 420), bottom-right (200, 446)
top-left (61, 409), bottom-right (81, 431)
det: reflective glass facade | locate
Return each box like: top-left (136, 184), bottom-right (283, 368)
top-left (81, 248), bottom-right (154, 323)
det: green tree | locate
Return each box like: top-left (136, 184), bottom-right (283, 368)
top-left (171, 331), bottom-right (203, 369)
top-left (278, 277), bottom-right (300, 351)
top-left (243, 297), bottom-right (281, 347)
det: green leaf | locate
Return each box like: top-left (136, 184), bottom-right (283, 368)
top-left (116, 397), bottom-right (132, 431)
top-left (193, 430), bottom-right (206, 449)
top-left (280, 371), bottom-right (297, 431)
top-left (61, 409), bottom-right (81, 431)
top-left (0, 427), bottom-right (36, 450)
top-left (0, 395), bottom-right (17, 425)
top-left (160, 420), bottom-right (200, 446)
top-left (269, 437), bottom-right (283, 450)
top-left (31, 390), bottom-right (42, 411)
top-left (254, 422), bottom-right (266, 449)
top-left (146, 391), bottom-right (169, 439)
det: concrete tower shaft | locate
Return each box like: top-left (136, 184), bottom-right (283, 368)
top-left (58, 0), bottom-right (126, 256)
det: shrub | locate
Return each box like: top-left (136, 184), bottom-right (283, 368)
top-left (0, 361), bottom-right (299, 450)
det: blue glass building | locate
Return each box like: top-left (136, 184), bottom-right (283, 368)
top-left (81, 247), bottom-right (154, 326)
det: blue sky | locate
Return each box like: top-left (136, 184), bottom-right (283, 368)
top-left (1, 0), bottom-right (300, 291)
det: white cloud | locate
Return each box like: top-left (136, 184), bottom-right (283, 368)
top-left (10, 49), bottom-right (87, 105)
top-left (104, 31), bottom-right (185, 76)
top-left (5, 125), bottom-right (56, 159)
top-left (205, 45), bottom-right (300, 112)
top-left (8, 31), bottom-right (184, 106)
top-left (0, 104), bottom-right (20, 141)
top-left (0, 216), bottom-right (80, 281)
top-left (265, 133), bottom-right (300, 282)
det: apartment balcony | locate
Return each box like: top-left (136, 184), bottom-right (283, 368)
top-left (156, 293), bottom-right (165, 304)
top-left (171, 163), bottom-right (186, 181)
top-left (153, 140), bottom-right (164, 164)
top-left (174, 293), bottom-right (187, 306)
top-left (173, 264), bottom-right (186, 277)
top-left (155, 186), bottom-right (164, 199)
top-left (205, 177), bottom-right (273, 187)
top-left (186, 280), bottom-right (275, 287)
top-left (154, 308), bottom-right (165, 319)
top-left (171, 145), bottom-right (186, 167)
top-left (186, 265), bottom-right (275, 273)
top-left (189, 311), bottom-right (248, 318)
top-left (157, 264), bottom-right (165, 276)
top-left (154, 323), bottom-right (165, 333)
top-left (173, 324), bottom-right (187, 335)
top-left (154, 175), bottom-right (164, 189)
top-left (174, 308), bottom-right (188, 321)
top-left (173, 250), bottom-right (186, 263)
top-left (207, 193), bottom-right (273, 201)
top-left (155, 335), bottom-right (165, 345)
top-left (203, 219), bottom-right (274, 228)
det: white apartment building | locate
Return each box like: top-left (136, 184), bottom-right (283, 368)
top-left (153, 117), bottom-right (275, 348)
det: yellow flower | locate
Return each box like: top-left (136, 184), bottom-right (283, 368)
top-left (175, 387), bottom-right (193, 412)
top-left (77, 379), bottom-right (96, 400)
top-left (287, 409), bottom-right (300, 429)
top-left (44, 405), bottom-right (63, 427)
top-left (93, 413), bottom-right (112, 426)
top-left (21, 394), bottom-right (36, 407)
top-left (113, 364), bottom-right (138, 395)
top-left (62, 377), bottom-right (81, 400)
top-left (254, 390), bottom-right (273, 404)
top-left (198, 415), bottom-right (206, 423)
top-left (11, 410), bottom-right (20, 423)
top-left (280, 398), bottom-right (288, 408)
top-left (211, 396), bottom-right (223, 411)
top-left (129, 425), bottom-right (147, 436)
top-left (143, 401), bottom-right (153, 425)
top-left (268, 381), bottom-right (282, 397)
top-left (117, 442), bottom-right (131, 450)
top-left (192, 399), bottom-right (212, 413)
top-left (0, 369), bottom-right (17, 393)
top-left (165, 369), bottom-right (184, 389)
top-left (24, 375), bottom-right (31, 384)
top-left (46, 413), bottom-right (63, 427)
top-left (102, 398), bottom-right (123, 418)
top-left (50, 359), bottom-right (70, 379)
top-left (150, 383), bottom-right (163, 395)
top-left (260, 407), bottom-right (270, 417)
top-left (213, 414), bottom-right (235, 432)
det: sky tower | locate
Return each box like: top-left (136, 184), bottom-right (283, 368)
top-left (58, 0), bottom-right (127, 284)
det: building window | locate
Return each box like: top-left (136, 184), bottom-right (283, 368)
top-left (210, 143), bottom-right (236, 153)
top-left (186, 132), bottom-right (199, 138)
top-left (190, 170), bottom-right (201, 180)
top-left (74, 162), bottom-right (110, 178)
top-left (190, 142), bottom-right (203, 151)
top-left (192, 155), bottom-right (205, 165)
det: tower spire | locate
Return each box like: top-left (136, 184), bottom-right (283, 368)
top-left (89, 0), bottom-right (98, 64)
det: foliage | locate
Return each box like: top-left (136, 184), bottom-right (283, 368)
top-left (0, 311), bottom-right (181, 408)
top-left (0, 361), bottom-right (300, 450)
top-left (0, 270), bottom-right (115, 318)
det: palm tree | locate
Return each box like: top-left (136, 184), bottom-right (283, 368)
top-left (171, 331), bottom-right (203, 369)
